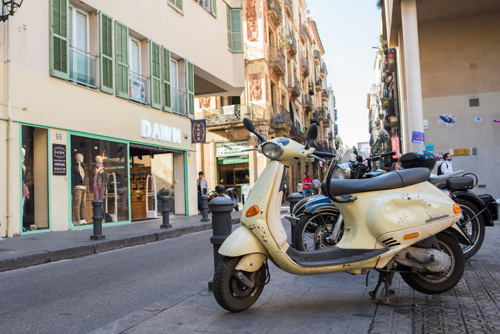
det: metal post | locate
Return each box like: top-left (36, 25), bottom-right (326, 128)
top-left (90, 200), bottom-right (105, 240)
top-left (287, 192), bottom-right (304, 248)
top-left (160, 196), bottom-right (172, 228)
top-left (201, 195), bottom-right (210, 222)
top-left (208, 196), bottom-right (234, 290)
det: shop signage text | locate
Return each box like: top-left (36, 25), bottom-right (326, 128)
top-left (191, 119), bottom-right (206, 144)
top-left (453, 148), bottom-right (470, 156)
top-left (390, 137), bottom-right (400, 158)
top-left (52, 144), bottom-right (67, 175)
top-left (141, 120), bottom-right (182, 144)
top-left (216, 141), bottom-right (249, 157)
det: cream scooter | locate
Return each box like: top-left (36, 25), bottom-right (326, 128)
top-left (213, 119), bottom-right (469, 312)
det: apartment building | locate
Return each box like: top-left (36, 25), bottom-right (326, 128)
top-left (194, 0), bottom-right (334, 199)
top-left (0, 0), bottom-right (245, 237)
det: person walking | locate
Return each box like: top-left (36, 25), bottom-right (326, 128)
top-left (438, 153), bottom-right (453, 175)
top-left (197, 171), bottom-right (209, 214)
top-left (302, 171), bottom-right (313, 198)
top-left (312, 178), bottom-right (321, 195)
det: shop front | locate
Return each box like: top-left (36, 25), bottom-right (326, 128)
top-left (215, 141), bottom-right (250, 202)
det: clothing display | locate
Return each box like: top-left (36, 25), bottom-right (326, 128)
top-left (72, 185), bottom-right (86, 222)
top-left (90, 162), bottom-right (108, 200)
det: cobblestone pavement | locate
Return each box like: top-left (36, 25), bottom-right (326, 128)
top-left (369, 226), bottom-right (500, 334)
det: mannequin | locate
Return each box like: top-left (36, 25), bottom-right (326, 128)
top-left (72, 153), bottom-right (88, 226)
top-left (90, 155), bottom-right (108, 201)
top-left (21, 148), bottom-right (29, 209)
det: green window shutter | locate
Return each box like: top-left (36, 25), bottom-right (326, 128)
top-left (227, 6), bottom-right (232, 50)
top-left (99, 11), bottom-right (113, 94)
top-left (161, 46), bottom-right (172, 112)
top-left (185, 60), bottom-right (195, 119)
top-left (211, 0), bottom-right (217, 17)
top-left (176, 0), bottom-right (183, 11)
top-left (50, 0), bottom-right (69, 79)
top-left (149, 40), bottom-right (162, 110)
top-left (114, 21), bottom-right (129, 99)
top-left (231, 9), bottom-right (242, 52)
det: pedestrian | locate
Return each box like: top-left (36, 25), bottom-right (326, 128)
top-left (197, 171), bottom-right (209, 214)
top-left (312, 178), bottom-right (321, 195)
top-left (391, 162), bottom-right (402, 171)
top-left (437, 153), bottom-right (453, 175)
top-left (302, 171), bottom-right (313, 198)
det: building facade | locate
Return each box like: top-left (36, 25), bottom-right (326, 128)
top-left (195, 0), bottom-right (335, 199)
top-left (0, 0), bottom-right (244, 237)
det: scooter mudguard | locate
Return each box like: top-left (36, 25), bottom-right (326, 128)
top-left (292, 195), bottom-right (330, 216)
top-left (219, 225), bottom-right (270, 258)
top-left (303, 201), bottom-right (339, 216)
top-left (454, 191), bottom-right (494, 226)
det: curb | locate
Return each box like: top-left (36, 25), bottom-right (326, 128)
top-left (0, 218), bottom-right (239, 273)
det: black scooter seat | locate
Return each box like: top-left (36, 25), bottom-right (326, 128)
top-left (327, 168), bottom-right (430, 196)
top-left (286, 246), bottom-right (388, 267)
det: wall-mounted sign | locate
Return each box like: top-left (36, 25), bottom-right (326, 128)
top-left (191, 119), bottom-right (206, 144)
top-left (425, 144), bottom-right (434, 154)
top-left (438, 113), bottom-right (457, 127)
top-left (217, 156), bottom-right (250, 165)
top-left (423, 119), bottom-right (429, 130)
top-left (411, 131), bottom-right (425, 144)
top-left (141, 120), bottom-right (182, 144)
top-left (52, 144), bottom-right (67, 175)
top-left (216, 141), bottom-right (249, 157)
top-left (453, 148), bottom-right (470, 156)
top-left (130, 77), bottom-right (146, 103)
top-left (390, 137), bottom-right (400, 158)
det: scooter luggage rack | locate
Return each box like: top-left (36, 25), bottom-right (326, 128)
top-left (146, 174), bottom-right (158, 218)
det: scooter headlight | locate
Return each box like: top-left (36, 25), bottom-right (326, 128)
top-left (262, 142), bottom-right (284, 159)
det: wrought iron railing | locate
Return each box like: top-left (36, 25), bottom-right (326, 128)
top-left (301, 56), bottom-right (309, 75)
top-left (269, 46), bottom-right (286, 74)
top-left (288, 32), bottom-right (297, 55)
top-left (288, 74), bottom-right (300, 95)
top-left (303, 93), bottom-right (313, 110)
top-left (290, 123), bottom-right (305, 142)
top-left (69, 46), bottom-right (96, 89)
top-left (320, 64), bottom-right (326, 75)
top-left (267, 0), bottom-right (283, 23)
top-left (317, 107), bottom-right (326, 120)
top-left (271, 104), bottom-right (292, 129)
top-left (202, 104), bottom-right (264, 125)
top-left (315, 77), bottom-right (323, 87)
top-left (314, 50), bottom-right (322, 63)
top-left (311, 109), bottom-right (319, 124)
top-left (285, 0), bottom-right (293, 19)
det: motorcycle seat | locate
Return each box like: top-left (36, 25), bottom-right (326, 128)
top-left (286, 246), bottom-right (388, 267)
top-left (327, 168), bottom-right (430, 196)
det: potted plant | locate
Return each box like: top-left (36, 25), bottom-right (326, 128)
top-left (140, 171), bottom-right (147, 179)
top-left (135, 190), bottom-right (142, 199)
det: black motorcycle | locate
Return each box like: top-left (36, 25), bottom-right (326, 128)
top-left (208, 184), bottom-right (239, 211)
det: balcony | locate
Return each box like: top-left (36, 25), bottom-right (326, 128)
top-left (287, 32), bottom-right (297, 57)
top-left (284, 0), bottom-right (293, 19)
top-left (267, 0), bottom-right (283, 25)
top-left (129, 71), bottom-right (148, 104)
top-left (314, 50), bottom-right (322, 66)
top-left (300, 24), bottom-right (306, 42)
top-left (303, 93), bottom-right (313, 112)
top-left (301, 56), bottom-right (310, 77)
top-left (315, 77), bottom-right (323, 92)
top-left (317, 107), bottom-right (326, 122)
top-left (69, 46), bottom-right (96, 89)
top-left (269, 47), bottom-right (286, 76)
top-left (288, 75), bottom-right (300, 97)
top-left (303, 23), bottom-right (312, 41)
top-left (289, 122), bottom-right (305, 143)
top-left (202, 104), bottom-right (265, 126)
top-left (322, 89), bottom-right (328, 102)
top-left (310, 110), bottom-right (319, 125)
top-left (320, 64), bottom-right (326, 78)
top-left (270, 104), bottom-right (292, 131)
top-left (171, 87), bottom-right (185, 115)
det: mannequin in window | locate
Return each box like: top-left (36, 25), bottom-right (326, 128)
top-left (21, 148), bottom-right (30, 209)
top-left (90, 155), bottom-right (108, 201)
top-left (72, 153), bottom-right (88, 226)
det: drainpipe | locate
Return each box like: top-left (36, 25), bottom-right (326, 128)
top-left (5, 19), bottom-right (13, 237)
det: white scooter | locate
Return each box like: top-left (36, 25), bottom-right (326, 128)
top-left (213, 119), bottom-right (469, 312)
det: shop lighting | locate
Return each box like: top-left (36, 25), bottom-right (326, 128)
top-left (1, 0), bottom-right (23, 22)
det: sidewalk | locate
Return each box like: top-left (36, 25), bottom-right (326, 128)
top-left (0, 205), bottom-right (290, 272)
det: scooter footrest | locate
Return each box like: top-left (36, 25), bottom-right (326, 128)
top-left (286, 247), bottom-right (388, 268)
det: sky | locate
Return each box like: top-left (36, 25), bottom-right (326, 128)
top-left (305, 0), bottom-right (382, 148)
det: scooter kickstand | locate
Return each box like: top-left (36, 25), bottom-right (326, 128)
top-left (368, 272), bottom-right (384, 299)
top-left (379, 272), bottom-right (394, 305)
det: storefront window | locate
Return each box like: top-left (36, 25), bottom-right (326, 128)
top-left (70, 136), bottom-right (129, 225)
top-left (22, 126), bottom-right (49, 232)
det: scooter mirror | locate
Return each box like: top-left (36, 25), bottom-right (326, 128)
top-left (378, 129), bottom-right (389, 143)
top-left (353, 146), bottom-right (359, 155)
top-left (305, 123), bottom-right (318, 150)
top-left (243, 118), bottom-right (255, 132)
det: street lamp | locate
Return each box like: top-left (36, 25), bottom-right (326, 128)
top-left (1, 0), bottom-right (23, 22)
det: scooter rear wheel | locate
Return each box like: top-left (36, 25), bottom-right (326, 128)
top-left (401, 233), bottom-right (464, 294)
top-left (213, 256), bottom-right (266, 312)
top-left (457, 198), bottom-right (485, 260)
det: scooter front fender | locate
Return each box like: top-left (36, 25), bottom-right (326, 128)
top-left (219, 226), bottom-right (270, 258)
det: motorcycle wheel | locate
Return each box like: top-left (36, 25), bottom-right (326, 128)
top-left (457, 198), bottom-right (485, 260)
top-left (401, 233), bottom-right (464, 294)
top-left (293, 212), bottom-right (341, 251)
top-left (213, 256), bottom-right (266, 312)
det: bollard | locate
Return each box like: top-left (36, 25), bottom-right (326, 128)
top-left (90, 200), bottom-right (105, 240)
top-left (287, 193), bottom-right (304, 248)
top-left (160, 196), bottom-right (172, 229)
top-left (208, 196), bottom-right (234, 290)
top-left (201, 195), bottom-right (210, 222)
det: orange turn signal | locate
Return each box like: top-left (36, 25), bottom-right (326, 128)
top-left (453, 203), bottom-right (461, 214)
top-left (404, 232), bottom-right (419, 240)
top-left (246, 205), bottom-right (260, 217)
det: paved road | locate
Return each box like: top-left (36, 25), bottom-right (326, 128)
top-left (0, 229), bottom-right (215, 334)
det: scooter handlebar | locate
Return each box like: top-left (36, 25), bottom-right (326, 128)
top-left (314, 151), bottom-right (335, 158)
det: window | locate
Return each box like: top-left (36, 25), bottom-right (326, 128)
top-left (68, 6), bottom-right (95, 88)
top-left (128, 37), bottom-right (147, 104)
top-left (196, 0), bottom-right (217, 17)
top-left (227, 7), bottom-right (242, 52)
top-left (170, 59), bottom-right (182, 114)
top-left (168, 0), bottom-right (183, 13)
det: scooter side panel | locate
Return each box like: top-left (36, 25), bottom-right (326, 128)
top-left (218, 226), bottom-right (270, 257)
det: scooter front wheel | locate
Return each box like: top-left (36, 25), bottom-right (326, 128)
top-left (401, 233), bottom-right (464, 294)
top-left (213, 256), bottom-right (266, 312)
